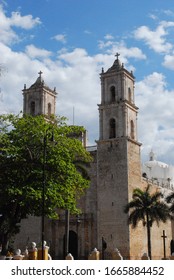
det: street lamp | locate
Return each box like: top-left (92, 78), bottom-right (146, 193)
top-left (42, 129), bottom-right (54, 260)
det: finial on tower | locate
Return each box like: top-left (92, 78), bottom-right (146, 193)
top-left (38, 70), bottom-right (43, 78)
top-left (149, 150), bottom-right (155, 161)
top-left (115, 53), bottom-right (120, 60)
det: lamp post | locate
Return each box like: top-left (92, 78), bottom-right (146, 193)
top-left (42, 133), bottom-right (47, 260)
top-left (41, 129), bottom-right (54, 260)
top-left (65, 209), bottom-right (70, 258)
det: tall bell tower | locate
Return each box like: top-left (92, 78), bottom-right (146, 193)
top-left (22, 71), bottom-right (57, 116)
top-left (97, 54), bottom-right (142, 259)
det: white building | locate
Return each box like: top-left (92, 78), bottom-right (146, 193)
top-left (142, 150), bottom-right (174, 192)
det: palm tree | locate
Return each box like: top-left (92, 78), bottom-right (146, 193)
top-left (166, 191), bottom-right (174, 213)
top-left (124, 185), bottom-right (170, 259)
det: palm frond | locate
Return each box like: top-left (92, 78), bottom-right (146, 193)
top-left (166, 191), bottom-right (174, 204)
top-left (124, 186), bottom-right (170, 228)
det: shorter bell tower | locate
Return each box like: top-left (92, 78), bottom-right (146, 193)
top-left (22, 71), bottom-right (57, 116)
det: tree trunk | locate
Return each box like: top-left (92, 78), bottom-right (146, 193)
top-left (146, 213), bottom-right (152, 260)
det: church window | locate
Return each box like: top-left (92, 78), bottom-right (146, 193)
top-left (109, 118), bottom-right (116, 138)
top-left (110, 86), bottom-right (116, 103)
top-left (30, 101), bottom-right (35, 115)
top-left (128, 87), bottom-right (131, 102)
top-left (48, 103), bottom-right (51, 116)
top-left (130, 120), bottom-right (135, 139)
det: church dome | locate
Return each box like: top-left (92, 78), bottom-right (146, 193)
top-left (144, 159), bottom-right (168, 169)
top-left (144, 150), bottom-right (168, 168)
top-left (142, 150), bottom-right (174, 190)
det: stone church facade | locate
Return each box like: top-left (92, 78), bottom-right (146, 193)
top-left (14, 55), bottom-right (173, 259)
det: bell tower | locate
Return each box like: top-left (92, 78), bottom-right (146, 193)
top-left (97, 54), bottom-right (142, 259)
top-left (22, 71), bottom-right (57, 116)
top-left (99, 53), bottom-right (138, 141)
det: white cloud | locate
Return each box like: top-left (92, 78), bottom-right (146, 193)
top-left (52, 34), bottom-right (67, 44)
top-left (0, 6), bottom-right (18, 44)
top-left (25, 44), bottom-right (52, 59)
top-left (136, 72), bottom-right (174, 163)
top-left (9, 11), bottom-right (41, 29)
top-left (115, 45), bottom-right (146, 60)
top-left (98, 34), bottom-right (115, 49)
top-left (84, 30), bottom-right (92, 35)
top-left (163, 54), bottom-right (174, 70)
top-left (0, 5), bottom-right (41, 45)
top-left (98, 40), bottom-right (146, 62)
top-left (98, 40), bottom-right (114, 49)
top-left (55, 48), bottom-right (101, 139)
top-left (160, 20), bottom-right (174, 28)
top-left (134, 21), bottom-right (174, 53)
top-left (104, 34), bottom-right (114, 40)
top-left (163, 10), bottom-right (174, 17)
top-left (148, 13), bottom-right (158, 20)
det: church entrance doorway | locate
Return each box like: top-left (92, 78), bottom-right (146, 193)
top-left (63, 230), bottom-right (78, 259)
top-left (69, 230), bottom-right (78, 259)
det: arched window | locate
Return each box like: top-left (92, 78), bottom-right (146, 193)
top-left (110, 86), bottom-right (116, 103)
top-left (48, 103), bottom-right (51, 116)
top-left (128, 87), bottom-right (131, 102)
top-left (30, 101), bottom-right (35, 115)
top-left (109, 118), bottom-right (116, 138)
top-left (130, 120), bottom-right (135, 139)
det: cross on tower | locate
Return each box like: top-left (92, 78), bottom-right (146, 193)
top-left (38, 70), bottom-right (43, 78)
top-left (115, 53), bottom-right (120, 60)
top-left (161, 230), bottom-right (167, 259)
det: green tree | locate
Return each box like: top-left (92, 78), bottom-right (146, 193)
top-left (124, 185), bottom-right (170, 259)
top-left (0, 114), bottom-right (91, 254)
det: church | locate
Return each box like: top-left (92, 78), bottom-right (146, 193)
top-left (14, 55), bottom-right (174, 259)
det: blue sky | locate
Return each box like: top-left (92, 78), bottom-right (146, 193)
top-left (1, 0), bottom-right (174, 164)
